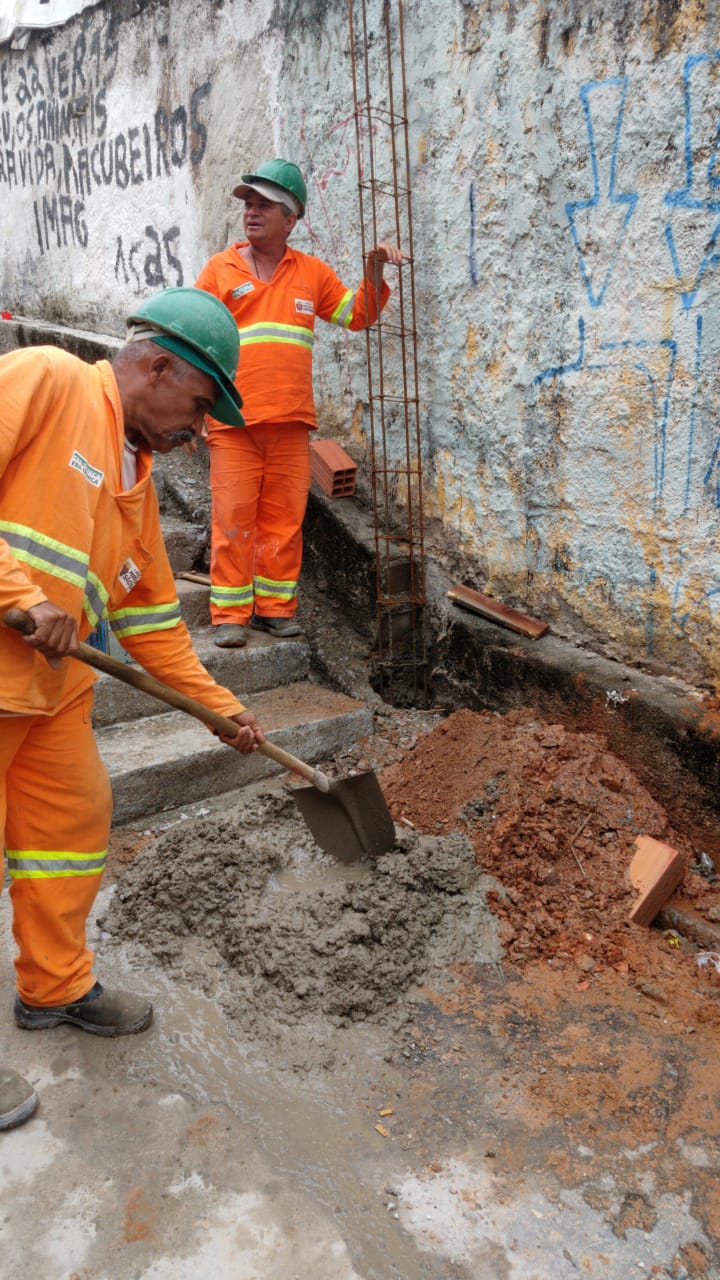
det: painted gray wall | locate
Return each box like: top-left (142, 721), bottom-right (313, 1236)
top-left (2, 0), bottom-right (720, 689)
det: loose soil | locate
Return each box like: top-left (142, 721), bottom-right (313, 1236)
top-left (104, 703), bottom-right (720, 1273)
top-left (379, 707), bottom-right (720, 1275)
top-left (380, 706), bottom-right (720, 1032)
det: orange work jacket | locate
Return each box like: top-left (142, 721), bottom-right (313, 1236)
top-left (194, 243), bottom-right (390, 428)
top-left (0, 345), bottom-right (246, 719)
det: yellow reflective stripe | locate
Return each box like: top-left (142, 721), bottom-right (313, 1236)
top-left (108, 600), bottom-right (182, 638)
top-left (210, 584), bottom-right (254, 606)
top-left (83, 570), bottom-right (109, 630)
top-left (1, 520), bottom-right (109, 627)
top-left (254, 576), bottom-right (298, 600)
top-left (6, 849), bottom-right (107, 879)
top-left (330, 289), bottom-right (356, 328)
top-left (237, 322), bottom-right (314, 349)
top-left (0, 519), bottom-right (89, 588)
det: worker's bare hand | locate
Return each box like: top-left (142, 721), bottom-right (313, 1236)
top-left (366, 242), bottom-right (408, 272)
top-left (25, 602), bottom-right (79, 669)
top-left (219, 709), bottom-right (265, 754)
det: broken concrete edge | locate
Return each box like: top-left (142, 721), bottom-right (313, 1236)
top-left (304, 488), bottom-right (378, 640)
top-left (0, 315), bottom-right (121, 362)
top-left (428, 598), bottom-right (720, 832)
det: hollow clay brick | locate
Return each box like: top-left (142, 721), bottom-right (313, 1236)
top-left (628, 835), bottom-right (685, 927)
top-left (310, 439), bottom-right (357, 498)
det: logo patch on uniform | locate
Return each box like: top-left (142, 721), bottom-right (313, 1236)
top-left (295, 298), bottom-right (314, 315)
top-left (232, 282), bottom-right (254, 298)
top-left (69, 450), bottom-right (104, 487)
top-left (119, 558), bottom-right (142, 592)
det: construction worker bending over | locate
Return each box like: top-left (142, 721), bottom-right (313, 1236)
top-left (194, 158), bottom-right (406, 649)
top-left (0, 287), bottom-right (264, 1132)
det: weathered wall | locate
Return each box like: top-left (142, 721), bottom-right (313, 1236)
top-left (2, 0), bottom-right (720, 689)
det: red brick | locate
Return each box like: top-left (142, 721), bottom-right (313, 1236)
top-left (628, 835), bottom-right (685, 927)
top-left (310, 439), bottom-right (357, 498)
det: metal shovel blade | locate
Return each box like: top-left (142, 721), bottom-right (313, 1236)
top-left (292, 771), bottom-right (396, 863)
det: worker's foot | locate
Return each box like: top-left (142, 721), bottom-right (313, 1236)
top-left (0, 1068), bottom-right (39, 1131)
top-left (15, 982), bottom-right (153, 1038)
top-left (250, 614), bottom-right (302, 638)
top-left (213, 624), bottom-right (248, 648)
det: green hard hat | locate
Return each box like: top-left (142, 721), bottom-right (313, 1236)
top-left (233, 158), bottom-right (307, 217)
top-left (126, 287), bottom-right (244, 427)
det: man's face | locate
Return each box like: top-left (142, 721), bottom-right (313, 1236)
top-left (242, 192), bottom-right (296, 246)
top-left (125, 356), bottom-right (215, 453)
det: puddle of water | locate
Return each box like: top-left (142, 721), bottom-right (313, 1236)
top-left (101, 961), bottom-right (433, 1280)
top-left (266, 845), bottom-right (373, 895)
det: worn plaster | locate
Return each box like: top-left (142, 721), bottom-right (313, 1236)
top-left (1, 0), bottom-right (720, 687)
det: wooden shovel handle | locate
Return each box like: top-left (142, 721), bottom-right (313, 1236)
top-left (2, 608), bottom-right (330, 793)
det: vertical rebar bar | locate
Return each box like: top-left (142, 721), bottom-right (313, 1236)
top-left (348, 0), bottom-right (427, 705)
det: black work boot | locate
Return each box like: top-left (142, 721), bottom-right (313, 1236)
top-left (250, 613), bottom-right (302, 637)
top-left (14, 981), bottom-right (152, 1038)
top-left (0, 1068), bottom-right (39, 1131)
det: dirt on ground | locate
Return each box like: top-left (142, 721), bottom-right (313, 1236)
top-left (379, 707), bottom-right (720, 1029)
top-left (105, 702), bottom-right (720, 1274)
top-left (376, 707), bottom-right (720, 1276)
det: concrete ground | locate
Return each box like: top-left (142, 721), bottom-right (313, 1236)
top-left (1, 773), bottom-right (715, 1280)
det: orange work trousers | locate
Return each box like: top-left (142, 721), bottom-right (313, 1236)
top-left (207, 421), bottom-right (311, 625)
top-left (0, 689), bottom-right (111, 1006)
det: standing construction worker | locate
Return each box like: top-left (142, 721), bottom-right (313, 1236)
top-left (194, 158), bottom-right (406, 648)
top-left (0, 287), bottom-right (264, 1131)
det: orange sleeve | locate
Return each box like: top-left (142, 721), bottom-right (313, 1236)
top-left (0, 350), bottom-right (60, 618)
top-left (109, 479), bottom-right (246, 719)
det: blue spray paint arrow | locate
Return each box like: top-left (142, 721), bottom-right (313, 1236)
top-left (665, 51), bottom-right (720, 310)
top-left (566, 77), bottom-right (638, 308)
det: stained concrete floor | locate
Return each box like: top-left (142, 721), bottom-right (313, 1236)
top-left (0, 781), bottom-right (715, 1280)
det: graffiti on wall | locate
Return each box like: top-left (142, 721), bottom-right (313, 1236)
top-left (565, 77), bottom-right (638, 310)
top-left (665, 51), bottom-right (720, 312)
top-left (522, 57), bottom-right (720, 653)
top-left (0, 20), bottom-right (210, 287)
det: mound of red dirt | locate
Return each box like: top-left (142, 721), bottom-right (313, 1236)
top-left (380, 708), bottom-right (720, 1028)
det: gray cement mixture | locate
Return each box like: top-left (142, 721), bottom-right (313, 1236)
top-left (99, 791), bottom-right (503, 1071)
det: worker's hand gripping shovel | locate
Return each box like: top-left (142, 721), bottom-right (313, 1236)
top-left (3, 608), bottom-right (396, 863)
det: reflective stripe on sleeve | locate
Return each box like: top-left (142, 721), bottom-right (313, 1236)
top-left (329, 290), bottom-right (356, 328)
top-left (108, 600), bottom-right (182, 638)
top-left (0, 520), bottom-right (89, 588)
top-left (1, 519), bottom-right (109, 629)
top-left (83, 570), bottom-right (109, 630)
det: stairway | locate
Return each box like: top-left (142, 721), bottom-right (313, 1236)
top-left (94, 532), bottom-right (373, 828)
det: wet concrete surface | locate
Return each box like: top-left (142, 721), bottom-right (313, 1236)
top-left (1, 768), bottom-right (717, 1279)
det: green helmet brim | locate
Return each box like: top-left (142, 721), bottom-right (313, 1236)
top-left (150, 333), bottom-right (244, 427)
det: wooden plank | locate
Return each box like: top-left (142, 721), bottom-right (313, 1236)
top-left (447, 584), bottom-right (549, 640)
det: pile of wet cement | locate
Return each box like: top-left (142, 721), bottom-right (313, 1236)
top-left (100, 791), bottom-right (500, 1044)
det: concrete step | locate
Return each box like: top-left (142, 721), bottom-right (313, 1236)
top-left (175, 576), bottom-right (212, 630)
top-left (92, 623), bottom-right (310, 727)
top-left (99, 681), bottom-right (373, 826)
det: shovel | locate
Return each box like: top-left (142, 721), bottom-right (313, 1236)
top-left (3, 608), bottom-right (396, 863)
